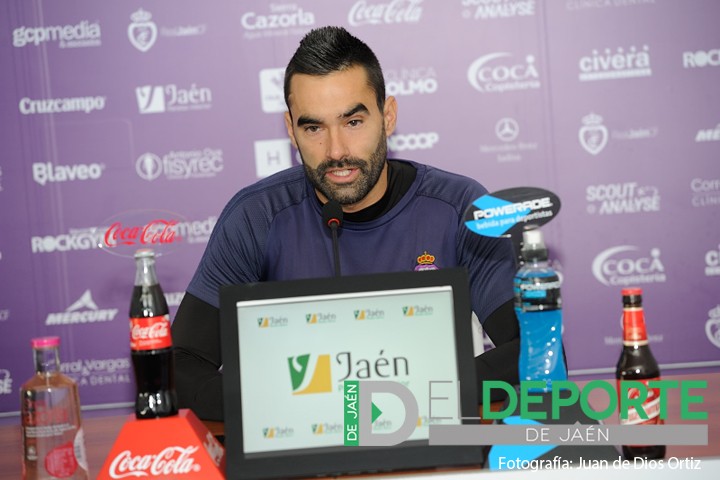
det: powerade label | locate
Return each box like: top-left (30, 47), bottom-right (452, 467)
top-left (129, 315), bottom-right (171, 351)
top-left (514, 274), bottom-right (561, 311)
top-left (464, 187), bottom-right (561, 238)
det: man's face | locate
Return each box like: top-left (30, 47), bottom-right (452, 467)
top-left (285, 66), bottom-right (397, 212)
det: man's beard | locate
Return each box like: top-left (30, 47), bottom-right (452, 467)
top-left (301, 130), bottom-right (388, 206)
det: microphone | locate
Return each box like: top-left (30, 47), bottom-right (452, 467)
top-left (322, 200), bottom-right (343, 277)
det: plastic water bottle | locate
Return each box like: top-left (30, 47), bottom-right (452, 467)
top-left (20, 337), bottom-right (89, 479)
top-left (513, 229), bottom-right (567, 391)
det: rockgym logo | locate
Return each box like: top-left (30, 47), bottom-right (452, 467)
top-left (31, 227), bottom-right (104, 253)
top-left (467, 52), bottom-right (540, 93)
top-left (592, 246), bottom-right (666, 287)
top-left (683, 48), bottom-right (720, 69)
top-left (33, 162), bottom-right (105, 186)
top-left (348, 0), bottom-right (424, 26)
top-left (12, 20), bottom-right (101, 48)
top-left (45, 290), bottom-right (119, 326)
top-left (288, 354), bottom-right (332, 395)
top-left (579, 45), bottom-right (652, 82)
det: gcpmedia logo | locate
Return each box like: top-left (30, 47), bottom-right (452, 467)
top-left (288, 354), bottom-right (332, 395)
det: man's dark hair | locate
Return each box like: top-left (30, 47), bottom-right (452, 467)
top-left (284, 26), bottom-right (386, 113)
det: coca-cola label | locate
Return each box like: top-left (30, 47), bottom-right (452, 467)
top-left (45, 441), bottom-right (78, 478)
top-left (130, 315), bottom-right (171, 351)
top-left (107, 446), bottom-right (201, 478)
top-left (617, 378), bottom-right (662, 426)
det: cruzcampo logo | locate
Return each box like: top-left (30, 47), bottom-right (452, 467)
top-left (288, 354), bottom-right (332, 395)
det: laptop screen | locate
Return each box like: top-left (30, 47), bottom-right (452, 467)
top-left (220, 268), bottom-right (485, 479)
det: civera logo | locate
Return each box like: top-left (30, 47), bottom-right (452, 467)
top-left (288, 354), bottom-right (332, 395)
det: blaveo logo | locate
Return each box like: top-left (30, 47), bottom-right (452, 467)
top-left (33, 162), bottom-right (105, 186)
top-left (592, 246), bottom-right (666, 286)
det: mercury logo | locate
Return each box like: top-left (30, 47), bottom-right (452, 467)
top-left (591, 246), bottom-right (666, 287)
top-left (45, 290), bottom-right (119, 326)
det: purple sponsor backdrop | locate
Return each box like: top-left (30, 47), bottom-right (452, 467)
top-left (0, 0), bottom-right (718, 416)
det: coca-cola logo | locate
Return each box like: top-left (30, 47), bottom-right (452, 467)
top-left (348, 0), bottom-right (423, 26)
top-left (96, 209), bottom-right (189, 258)
top-left (108, 446), bottom-right (200, 478)
top-left (105, 219), bottom-right (179, 247)
top-left (131, 322), bottom-right (168, 341)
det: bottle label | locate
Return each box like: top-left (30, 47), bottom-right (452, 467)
top-left (617, 377), bottom-right (662, 426)
top-left (129, 315), bottom-right (172, 351)
top-left (622, 307), bottom-right (648, 343)
top-left (514, 273), bottom-right (561, 312)
top-left (45, 441), bottom-right (78, 477)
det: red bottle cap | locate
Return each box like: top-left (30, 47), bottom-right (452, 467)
top-left (621, 287), bottom-right (643, 296)
top-left (31, 336), bottom-right (60, 348)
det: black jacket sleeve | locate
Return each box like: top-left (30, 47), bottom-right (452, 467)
top-left (171, 292), bottom-right (224, 421)
top-left (475, 298), bottom-right (520, 402)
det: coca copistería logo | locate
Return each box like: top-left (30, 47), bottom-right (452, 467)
top-left (108, 446), bottom-right (200, 478)
top-left (104, 219), bottom-right (180, 248)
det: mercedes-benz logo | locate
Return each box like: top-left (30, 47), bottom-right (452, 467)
top-left (496, 118), bottom-right (519, 142)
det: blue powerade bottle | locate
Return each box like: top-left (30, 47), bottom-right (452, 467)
top-left (513, 228), bottom-right (567, 391)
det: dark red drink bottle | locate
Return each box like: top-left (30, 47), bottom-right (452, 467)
top-left (129, 248), bottom-right (178, 419)
top-left (615, 287), bottom-right (665, 460)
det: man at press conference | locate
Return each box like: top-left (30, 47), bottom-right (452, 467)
top-left (171, 26), bottom-right (521, 421)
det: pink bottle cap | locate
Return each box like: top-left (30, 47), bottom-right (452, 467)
top-left (31, 336), bottom-right (60, 348)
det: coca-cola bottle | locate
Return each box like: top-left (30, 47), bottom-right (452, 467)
top-left (129, 248), bottom-right (178, 419)
top-left (615, 287), bottom-right (665, 460)
top-left (20, 336), bottom-right (89, 479)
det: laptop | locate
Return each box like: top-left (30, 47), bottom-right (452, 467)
top-left (219, 268), bottom-right (485, 479)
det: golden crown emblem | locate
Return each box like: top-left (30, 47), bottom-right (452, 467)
top-left (417, 251), bottom-right (435, 265)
